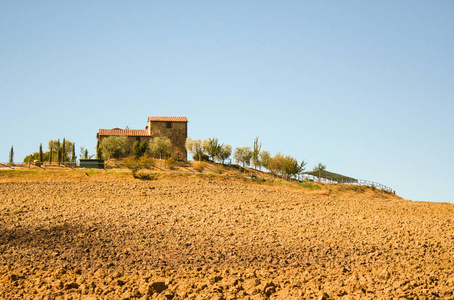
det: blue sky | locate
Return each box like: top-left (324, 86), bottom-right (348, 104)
top-left (1, 1), bottom-right (453, 203)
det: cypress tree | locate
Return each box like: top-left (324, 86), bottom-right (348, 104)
top-left (57, 148), bottom-right (61, 164)
top-left (38, 143), bottom-right (43, 162)
top-left (9, 146), bottom-right (14, 163)
top-left (62, 138), bottom-right (66, 163)
top-left (84, 149), bottom-right (88, 159)
top-left (57, 139), bottom-right (61, 163)
top-left (50, 147), bottom-right (53, 163)
top-left (96, 140), bottom-right (101, 159)
top-left (133, 140), bottom-right (140, 157)
top-left (72, 143), bottom-right (76, 163)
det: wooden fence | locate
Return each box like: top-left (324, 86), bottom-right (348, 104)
top-left (302, 174), bottom-right (393, 193)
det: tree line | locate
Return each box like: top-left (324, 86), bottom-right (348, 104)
top-left (97, 135), bottom-right (327, 180)
top-left (185, 137), bottom-right (325, 180)
top-left (17, 135), bottom-right (326, 180)
top-left (97, 136), bottom-right (174, 160)
top-left (22, 139), bottom-right (95, 164)
top-left (21, 136), bottom-right (176, 163)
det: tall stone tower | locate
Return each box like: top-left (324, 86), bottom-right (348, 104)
top-left (147, 116), bottom-right (188, 160)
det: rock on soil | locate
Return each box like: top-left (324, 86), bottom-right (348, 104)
top-left (1, 178), bottom-right (454, 299)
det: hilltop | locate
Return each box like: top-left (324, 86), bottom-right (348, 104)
top-left (0, 168), bottom-right (453, 299)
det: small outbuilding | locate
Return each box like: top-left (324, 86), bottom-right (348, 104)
top-left (80, 159), bottom-right (105, 169)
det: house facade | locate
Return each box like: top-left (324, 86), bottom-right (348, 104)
top-left (97, 116), bottom-right (188, 160)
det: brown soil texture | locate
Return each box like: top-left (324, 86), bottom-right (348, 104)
top-left (1, 176), bottom-right (454, 299)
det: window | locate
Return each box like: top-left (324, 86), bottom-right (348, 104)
top-left (166, 122), bottom-right (172, 129)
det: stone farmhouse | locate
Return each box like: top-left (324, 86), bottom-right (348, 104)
top-left (97, 116), bottom-right (188, 160)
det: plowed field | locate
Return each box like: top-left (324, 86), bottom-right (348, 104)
top-left (1, 174), bottom-right (453, 299)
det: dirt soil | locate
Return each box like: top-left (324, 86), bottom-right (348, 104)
top-left (1, 175), bottom-right (454, 299)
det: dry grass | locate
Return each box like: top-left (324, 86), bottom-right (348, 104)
top-left (0, 168), bottom-right (395, 199)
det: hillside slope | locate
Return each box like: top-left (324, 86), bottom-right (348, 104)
top-left (0, 171), bottom-right (453, 299)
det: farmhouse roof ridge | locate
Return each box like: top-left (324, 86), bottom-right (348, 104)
top-left (98, 128), bottom-right (150, 137)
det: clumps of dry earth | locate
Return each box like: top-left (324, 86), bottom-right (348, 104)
top-left (1, 172), bottom-right (454, 299)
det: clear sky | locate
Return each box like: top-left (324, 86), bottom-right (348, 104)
top-left (1, 1), bottom-right (453, 203)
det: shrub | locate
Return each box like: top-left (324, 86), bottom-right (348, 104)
top-left (123, 156), bottom-right (156, 175)
top-left (192, 153), bottom-right (209, 161)
top-left (133, 173), bottom-right (159, 180)
top-left (194, 162), bottom-right (207, 173)
top-left (300, 182), bottom-right (322, 190)
top-left (252, 176), bottom-right (266, 183)
top-left (140, 156), bottom-right (156, 169)
top-left (123, 157), bottom-right (142, 174)
top-left (165, 157), bottom-right (179, 170)
top-left (214, 164), bottom-right (225, 174)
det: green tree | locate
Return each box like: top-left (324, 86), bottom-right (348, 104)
top-left (38, 143), bottom-right (43, 162)
top-left (24, 152), bottom-right (38, 163)
top-left (281, 155), bottom-right (307, 180)
top-left (313, 163), bottom-right (327, 182)
top-left (133, 141), bottom-right (140, 157)
top-left (185, 138), bottom-right (204, 161)
top-left (148, 137), bottom-right (172, 159)
top-left (251, 137), bottom-right (262, 169)
top-left (48, 139), bottom-right (74, 162)
top-left (56, 139), bottom-right (62, 163)
top-left (72, 143), bottom-right (76, 162)
top-left (259, 150), bottom-right (271, 171)
top-left (133, 140), bottom-right (148, 157)
top-left (203, 138), bottom-right (222, 161)
top-left (99, 136), bottom-right (129, 159)
top-left (139, 141), bottom-right (147, 157)
top-left (9, 146), bottom-right (14, 163)
top-left (234, 147), bottom-right (252, 167)
top-left (96, 140), bottom-right (101, 159)
top-left (267, 153), bottom-right (285, 177)
top-left (215, 144), bottom-right (232, 164)
top-left (62, 138), bottom-right (66, 163)
top-left (23, 151), bottom-right (51, 163)
top-left (266, 153), bottom-right (308, 180)
top-left (84, 149), bottom-right (88, 159)
top-left (49, 146), bottom-right (53, 163)
top-left (298, 160), bottom-right (308, 180)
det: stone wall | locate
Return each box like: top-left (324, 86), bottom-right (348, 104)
top-left (149, 121), bottom-right (188, 160)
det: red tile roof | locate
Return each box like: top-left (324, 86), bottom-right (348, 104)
top-left (98, 129), bottom-right (150, 137)
top-left (148, 116), bottom-right (188, 122)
